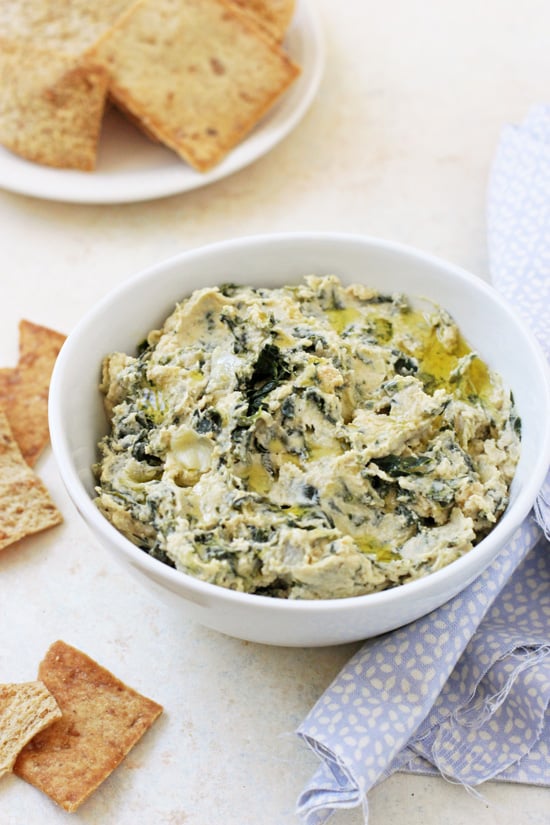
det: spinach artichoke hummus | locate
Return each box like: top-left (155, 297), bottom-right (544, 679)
top-left (94, 275), bottom-right (521, 600)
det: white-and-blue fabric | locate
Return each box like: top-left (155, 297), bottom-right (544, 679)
top-left (296, 105), bottom-right (550, 824)
top-left (488, 104), bottom-right (550, 359)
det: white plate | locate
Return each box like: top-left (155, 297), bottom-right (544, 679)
top-left (0, 1), bottom-right (324, 204)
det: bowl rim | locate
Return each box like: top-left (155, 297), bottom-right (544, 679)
top-left (49, 231), bottom-right (550, 614)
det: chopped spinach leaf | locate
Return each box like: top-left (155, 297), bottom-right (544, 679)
top-left (250, 526), bottom-right (271, 543)
top-left (245, 344), bottom-right (290, 415)
top-left (219, 283), bottom-right (240, 296)
top-left (429, 481), bottom-right (455, 506)
top-left (131, 431), bottom-right (163, 466)
top-left (302, 483), bottom-right (320, 504)
top-left (145, 543), bottom-right (176, 568)
top-left (281, 396), bottom-right (295, 420)
top-left (362, 294), bottom-right (394, 304)
top-left (393, 351), bottom-right (419, 376)
top-left (136, 338), bottom-right (150, 355)
top-left (304, 387), bottom-right (336, 424)
top-left (509, 409), bottom-right (522, 437)
top-left (193, 407), bottom-right (222, 434)
top-left (373, 454), bottom-right (432, 477)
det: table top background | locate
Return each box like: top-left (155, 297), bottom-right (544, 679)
top-left (1, 2), bottom-right (549, 823)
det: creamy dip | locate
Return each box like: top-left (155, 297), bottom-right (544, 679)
top-left (94, 275), bottom-right (521, 599)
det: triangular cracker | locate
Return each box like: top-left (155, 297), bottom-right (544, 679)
top-left (14, 641), bottom-right (163, 813)
top-left (0, 320), bottom-right (66, 466)
top-left (0, 40), bottom-right (110, 171)
top-left (88, 0), bottom-right (301, 171)
top-left (0, 410), bottom-right (62, 551)
top-left (0, 682), bottom-right (61, 780)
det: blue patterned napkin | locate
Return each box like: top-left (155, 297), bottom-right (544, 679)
top-left (296, 106), bottom-right (550, 824)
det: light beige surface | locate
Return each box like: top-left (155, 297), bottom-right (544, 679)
top-left (0, 1), bottom-right (548, 823)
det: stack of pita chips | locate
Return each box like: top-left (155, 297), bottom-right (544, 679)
top-left (2, 641), bottom-right (163, 812)
top-left (0, 320), bottom-right (65, 552)
top-left (0, 0), bottom-right (135, 171)
top-left (0, 0), bottom-right (299, 172)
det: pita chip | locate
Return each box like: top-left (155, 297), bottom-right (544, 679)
top-left (0, 682), bottom-right (61, 780)
top-left (0, 410), bottom-right (62, 551)
top-left (88, 0), bottom-right (301, 171)
top-left (0, 320), bottom-right (66, 466)
top-left (0, 40), bottom-right (109, 171)
top-left (14, 641), bottom-right (163, 813)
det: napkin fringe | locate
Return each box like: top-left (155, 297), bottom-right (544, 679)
top-left (423, 645), bottom-right (550, 787)
top-left (452, 645), bottom-right (550, 730)
top-left (433, 768), bottom-right (488, 801)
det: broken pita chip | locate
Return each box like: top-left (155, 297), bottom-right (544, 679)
top-left (0, 410), bottom-right (62, 552)
top-left (0, 682), bottom-right (62, 780)
top-left (88, 0), bottom-right (301, 172)
top-left (0, 320), bottom-right (66, 466)
top-left (14, 641), bottom-right (163, 813)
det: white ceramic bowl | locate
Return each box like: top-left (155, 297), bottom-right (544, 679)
top-left (49, 233), bottom-right (550, 647)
